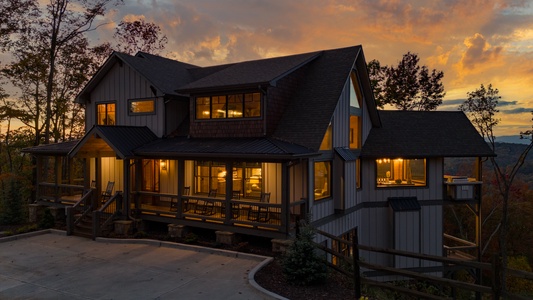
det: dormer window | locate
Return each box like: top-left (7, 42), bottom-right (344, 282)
top-left (195, 92), bottom-right (261, 120)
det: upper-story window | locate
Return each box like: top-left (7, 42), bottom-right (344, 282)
top-left (195, 92), bottom-right (261, 120)
top-left (128, 98), bottom-right (155, 115)
top-left (97, 102), bottom-right (115, 125)
top-left (350, 72), bottom-right (362, 149)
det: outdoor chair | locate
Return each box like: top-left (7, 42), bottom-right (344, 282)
top-left (195, 189), bottom-right (216, 215)
top-left (221, 190), bottom-right (241, 219)
top-left (100, 181), bottom-right (115, 203)
top-left (248, 192), bottom-right (270, 222)
top-left (171, 186), bottom-right (190, 212)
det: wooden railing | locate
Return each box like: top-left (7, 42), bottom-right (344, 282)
top-left (314, 227), bottom-right (533, 300)
top-left (38, 182), bottom-right (85, 204)
top-left (93, 192), bottom-right (123, 238)
top-left (132, 191), bottom-right (306, 234)
top-left (443, 233), bottom-right (477, 260)
top-left (66, 189), bottom-right (95, 235)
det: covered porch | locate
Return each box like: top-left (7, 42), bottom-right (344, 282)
top-left (25, 126), bottom-right (315, 239)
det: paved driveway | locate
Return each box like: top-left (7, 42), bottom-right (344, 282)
top-left (0, 230), bottom-right (277, 300)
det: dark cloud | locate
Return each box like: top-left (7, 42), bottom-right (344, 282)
top-left (501, 107), bottom-right (533, 114)
top-left (461, 33), bottom-right (503, 69)
top-left (499, 100), bottom-right (518, 106)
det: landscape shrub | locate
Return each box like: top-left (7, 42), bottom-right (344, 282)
top-left (281, 221), bottom-right (328, 286)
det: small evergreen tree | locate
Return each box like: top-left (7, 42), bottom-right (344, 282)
top-left (0, 176), bottom-right (26, 225)
top-left (38, 208), bottom-right (55, 229)
top-left (281, 221), bottom-right (328, 286)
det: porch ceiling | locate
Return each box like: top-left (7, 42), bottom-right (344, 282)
top-left (73, 135), bottom-right (116, 158)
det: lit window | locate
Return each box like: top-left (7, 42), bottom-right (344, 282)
top-left (128, 99), bottom-right (155, 114)
top-left (314, 161), bottom-right (331, 200)
top-left (376, 158), bottom-right (426, 187)
top-left (194, 161), bottom-right (262, 198)
top-left (97, 103), bottom-right (115, 125)
top-left (349, 115), bottom-right (361, 149)
top-left (196, 97), bottom-right (210, 119)
top-left (319, 123), bottom-right (332, 150)
top-left (195, 93), bottom-right (261, 120)
top-left (350, 72), bottom-right (362, 109)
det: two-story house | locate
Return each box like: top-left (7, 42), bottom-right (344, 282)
top-left (23, 45), bottom-right (494, 271)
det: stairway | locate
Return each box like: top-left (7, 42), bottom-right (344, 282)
top-left (72, 213), bottom-right (93, 238)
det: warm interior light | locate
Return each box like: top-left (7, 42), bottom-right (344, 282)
top-left (160, 160), bottom-right (167, 171)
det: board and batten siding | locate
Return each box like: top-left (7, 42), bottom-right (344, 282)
top-left (87, 62), bottom-right (165, 137)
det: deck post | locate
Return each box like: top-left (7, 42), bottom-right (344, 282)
top-left (176, 159), bottom-right (185, 218)
top-left (123, 159), bottom-right (130, 217)
top-left (224, 161), bottom-right (233, 224)
top-left (282, 161), bottom-right (289, 235)
top-left (352, 227), bottom-right (361, 299)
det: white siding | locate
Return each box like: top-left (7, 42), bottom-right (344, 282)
top-left (100, 157), bottom-right (124, 192)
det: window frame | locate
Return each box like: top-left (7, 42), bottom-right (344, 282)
top-left (314, 161), bottom-right (332, 201)
top-left (375, 158), bottom-right (427, 188)
top-left (96, 102), bottom-right (116, 125)
top-left (194, 92), bottom-right (262, 121)
top-left (128, 98), bottom-right (156, 116)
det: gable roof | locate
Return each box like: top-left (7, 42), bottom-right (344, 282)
top-left (176, 51), bottom-right (321, 93)
top-left (134, 136), bottom-right (318, 160)
top-left (272, 46), bottom-right (364, 150)
top-left (361, 110), bottom-right (495, 158)
top-left (76, 51), bottom-right (198, 103)
top-left (69, 126), bottom-right (158, 159)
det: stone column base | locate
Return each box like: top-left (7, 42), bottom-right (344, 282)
top-left (168, 224), bottom-right (188, 238)
top-left (216, 231), bottom-right (235, 245)
top-left (28, 204), bottom-right (44, 223)
top-left (272, 239), bottom-right (293, 253)
top-left (49, 207), bottom-right (65, 221)
top-left (114, 220), bottom-right (133, 236)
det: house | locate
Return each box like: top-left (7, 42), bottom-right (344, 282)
top-left (23, 45), bottom-right (494, 272)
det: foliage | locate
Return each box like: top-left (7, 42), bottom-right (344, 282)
top-left (367, 52), bottom-right (445, 110)
top-left (38, 208), bottom-right (55, 229)
top-left (281, 222), bottom-right (328, 286)
top-left (0, 174), bottom-right (29, 225)
top-left (15, 223), bottom-right (39, 234)
top-left (459, 84), bottom-right (533, 294)
top-left (113, 19), bottom-right (168, 55)
top-left (507, 256), bottom-right (533, 296)
top-left (184, 232), bottom-right (198, 244)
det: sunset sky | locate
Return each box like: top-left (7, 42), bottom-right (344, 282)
top-left (6, 0), bottom-right (533, 138)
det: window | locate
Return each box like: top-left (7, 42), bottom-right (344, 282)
top-left (349, 72), bottom-right (362, 109)
top-left (314, 161), bottom-right (331, 200)
top-left (97, 103), bottom-right (115, 125)
top-left (195, 92), bottom-right (261, 120)
top-left (194, 161), bottom-right (262, 198)
top-left (319, 122), bottom-right (332, 150)
top-left (376, 158), bottom-right (426, 187)
top-left (349, 116), bottom-right (361, 149)
top-left (128, 99), bottom-right (155, 115)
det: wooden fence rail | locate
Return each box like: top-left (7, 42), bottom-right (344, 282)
top-left (314, 227), bottom-right (533, 300)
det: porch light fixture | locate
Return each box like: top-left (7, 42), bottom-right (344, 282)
top-left (160, 160), bottom-right (168, 171)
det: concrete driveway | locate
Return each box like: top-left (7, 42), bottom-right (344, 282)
top-left (0, 230), bottom-right (279, 300)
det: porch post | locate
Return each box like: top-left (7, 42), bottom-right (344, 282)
top-left (177, 158), bottom-right (185, 218)
top-left (54, 156), bottom-right (62, 202)
top-left (35, 156), bottom-right (42, 202)
top-left (123, 159), bottom-right (131, 217)
top-left (68, 157), bottom-right (74, 185)
top-left (95, 157), bottom-right (102, 208)
top-left (282, 161), bottom-right (290, 235)
top-left (134, 158), bottom-right (142, 211)
top-left (83, 158), bottom-right (90, 189)
top-left (224, 161), bottom-right (233, 224)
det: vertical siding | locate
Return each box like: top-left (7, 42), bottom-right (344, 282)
top-left (264, 163), bottom-right (282, 204)
top-left (88, 62), bottom-right (165, 137)
top-left (332, 76), bottom-right (351, 148)
top-left (394, 210), bottom-right (421, 268)
top-left (100, 157), bottom-right (123, 192)
top-left (289, 162), bottom-right (307, 202)
top-left (159, 160), bottom-right (178, 195)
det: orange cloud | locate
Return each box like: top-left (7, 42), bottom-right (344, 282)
top-left (460, 33), bottom-right (503, 70)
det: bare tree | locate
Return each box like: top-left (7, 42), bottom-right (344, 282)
top-left (113, 19), bottom-right (168, 55)
top-left (460, 83), bottom-right (533, 294)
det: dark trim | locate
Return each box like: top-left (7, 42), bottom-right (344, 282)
top-left (127, 98), bottom-right (157, 116)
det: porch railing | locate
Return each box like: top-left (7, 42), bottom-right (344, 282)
top-left (443, 233), bottom-right (478, 260)
top-left (66, 189), bottom-right (95, 235)
top-left (93, 191), bottom-right (123, 238)
top-left (133, 191), bottom-right (307, 235)
top-left (37, 182), bottom-right (85, 204)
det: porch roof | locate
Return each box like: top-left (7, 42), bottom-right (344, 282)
top-left (69, 125), bottom-right (158, 159)
top-left (134, 136), bottom-right (318, 160)
top-left (22, 140), bottom-right (79, 156)
top-left (361, 111), bottom-right (496, 158)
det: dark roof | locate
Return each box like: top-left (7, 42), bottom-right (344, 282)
top-left (272, 46), bottom-right (362, 150)
top-left (335, 147), bottom-right (357, 161)
top-left (176, 51), bottom-right (321, 93)
top-left (134, 136), bottom-right (318, 160)
top-left (361, 110), bottom-right (495, 158)
top-left (76, 51), bottom-right (198, 102)
top-left (22, 140), bottom-right (79, 155)
top-left (389, 197), bottom-right (421, 212)
top-left (69, 126), bottom-right (158, 159)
